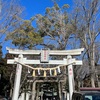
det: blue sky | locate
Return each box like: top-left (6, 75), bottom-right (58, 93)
top-left (20, 0), bottom-right (73, 19)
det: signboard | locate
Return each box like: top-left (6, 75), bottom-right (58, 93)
top-left (41, 49), bottom-right (49, 63)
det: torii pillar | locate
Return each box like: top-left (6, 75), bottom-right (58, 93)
top-left (67, 55), bottom-right (74, 100)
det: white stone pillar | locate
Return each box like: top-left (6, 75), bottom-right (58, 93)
top-left (67, 55), bottom-right (74, 100)
top-left (67, 93), bottom-right (69, 100)
top-left (12, 54), bottom-right (23, 100)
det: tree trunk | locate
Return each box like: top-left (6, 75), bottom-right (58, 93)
top-left (91, 75), bottom-right (95, 87)
top-left (90, 43), bottom-right (95, 87)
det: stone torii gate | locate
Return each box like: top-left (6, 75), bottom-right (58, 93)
top-left (6, 47), bottom-right (84, 100)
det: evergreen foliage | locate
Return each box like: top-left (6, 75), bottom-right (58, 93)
top-left (6, 20), bottom-right (43, 49)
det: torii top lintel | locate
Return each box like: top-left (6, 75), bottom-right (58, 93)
top-left (6, 47), bottom-right (84, 56)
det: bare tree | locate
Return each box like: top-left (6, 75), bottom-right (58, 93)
top-left (0, 0), bottom-right (25, 98)
top-left (0, 0), bottom-right (23, 42)
top-left (72, 0), bottom-right (100, 87)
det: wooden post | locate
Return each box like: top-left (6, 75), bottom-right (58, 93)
top-left (58, 82), bottom-right (62, 100)
top-left (32, 81), bottom-right (36, 100)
